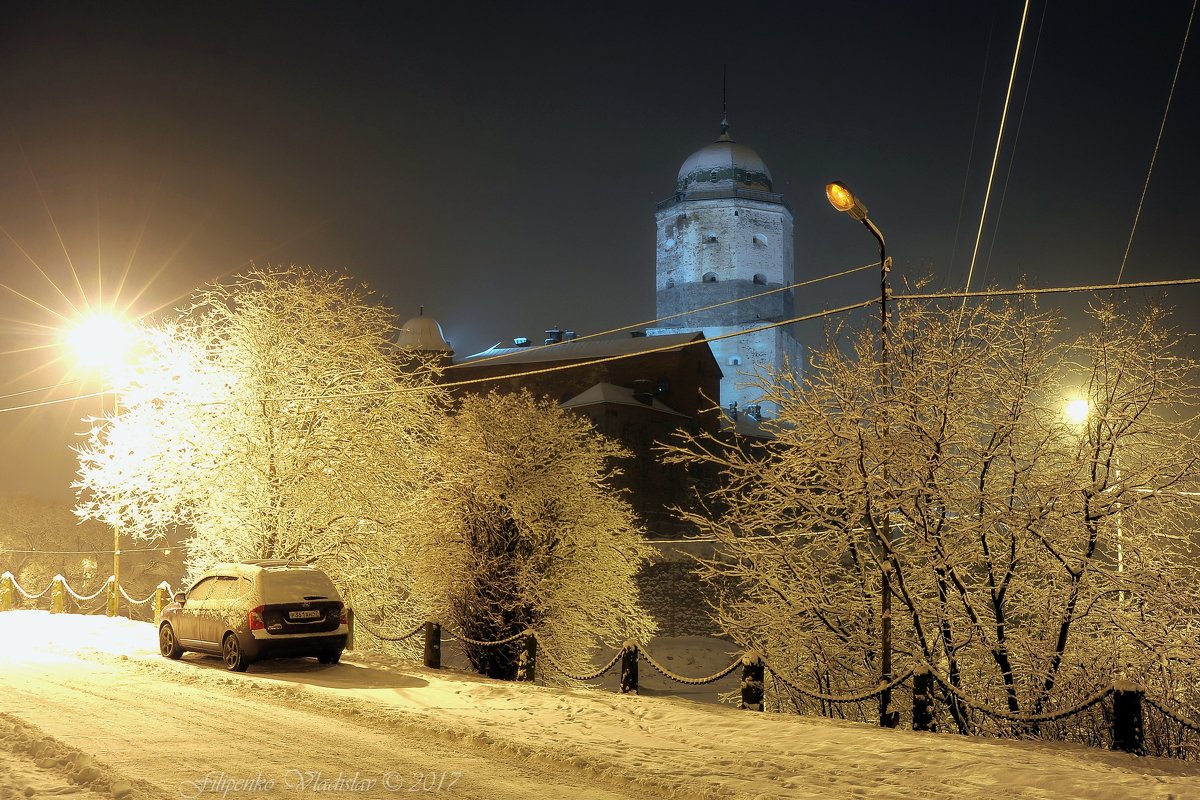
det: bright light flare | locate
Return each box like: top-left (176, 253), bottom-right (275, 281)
top-left (1064, 398), bottom-right (1090, 426)
top-left (64, 312), bottom-right (138, 376)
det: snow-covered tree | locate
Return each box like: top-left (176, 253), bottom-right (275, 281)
top-left (410, 390), bottom-right (656, 681)
top-left (665, 294), bottom-right (1200, 740)
top-left (73, 268), bottom-right (446, 614)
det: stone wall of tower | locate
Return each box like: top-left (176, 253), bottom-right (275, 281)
top-left (655, 198), bottom-right (794, 295)
top-left (652, 195), bottom-right (799, 417)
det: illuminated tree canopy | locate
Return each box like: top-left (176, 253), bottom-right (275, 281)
top-left (665, 295), bottom-right (1200, 743)
top-left (73, 268), bottom-right (446, 593)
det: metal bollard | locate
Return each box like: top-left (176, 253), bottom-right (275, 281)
top-left (51, 576), bottom-right (66, 614)
top-left (912, 667), bottom-right (936, 732)
top-left (516, 633), bottom-right (537, 682)
top-left (424, 621), bottom-right (442, 669)
top-left (740, 650), bottom-right (764, 711)
top-left (1112, 682), bottom-right (1145, 755)
top-left (620, 640), bottom-right (638, 694)
top-left (0, 573), bottom-right (14, 611)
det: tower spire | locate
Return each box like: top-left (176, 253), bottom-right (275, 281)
top-left (720, 64), bottom-right (730, 137)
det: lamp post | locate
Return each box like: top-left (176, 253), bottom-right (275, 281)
top-left (1064, 397), bottom-right (1124, 602)
top-left (66, 311), bottom-right (136, 617)
top-left (826, 181), bottom-right (896, 728)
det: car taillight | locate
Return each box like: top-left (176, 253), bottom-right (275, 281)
top-left (338, 605), bottom-right (348, 626)
top-left (248, 606), bottom-right (265, 631)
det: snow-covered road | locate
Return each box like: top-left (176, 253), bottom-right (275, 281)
top-left (2, 611), bottom-right (1200, 799)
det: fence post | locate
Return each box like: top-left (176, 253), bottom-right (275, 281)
top-left (51, 575), bottom-right (66, 614)
top-left (1112, 681), bottom-right (1145, 755)
top-left (516, 633), bottom-right (536, 682)
top-left (153, 582), bottom-right (171, 622)
top-left (620, 640), bottom-right (638, 694)
top-left (740, 650), bottom-right (764, 711)
top-left (106, 575), bottom-right (118, 617)
top-left (0, 572), bottom-right (13, 611)
top-left (345, 606), bottom-right (355, 650)
top-left (424, 621), bottom-right (441, 669)
top-left (912, 667), bottom-right (935, 732)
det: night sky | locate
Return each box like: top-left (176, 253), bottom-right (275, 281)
top-left (1, 1), bottom-right (1198, 501)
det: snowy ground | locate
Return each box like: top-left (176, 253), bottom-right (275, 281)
top-left (1, 612), bottom-right (1198, 799)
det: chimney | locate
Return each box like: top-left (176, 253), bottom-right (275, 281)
top-left (513, 337), bottom-right (530, 347)
top-left (544, 327), bottom-right (564, 345)
top-left (564, 330), bottom-right (577, 341)
top-left (631, 379), bottom-right (654, 405)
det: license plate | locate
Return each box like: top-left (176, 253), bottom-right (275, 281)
top-left (288, 610), bottom-right (322, 620)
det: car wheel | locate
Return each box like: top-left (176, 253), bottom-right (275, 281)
top-left (222, 633), bottom-right (250, 672)
top-left (318, 650), bottom-right (342, 665)
top-left (159, 623), bottom-right (183, 659)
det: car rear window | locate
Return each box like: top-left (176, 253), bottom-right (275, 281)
top-left (258, 567), bottom-right (340, 601)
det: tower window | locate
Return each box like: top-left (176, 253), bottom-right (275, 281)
top-left (753, 233), bottom-right (768, 247)
top-left (702, 272), bottom-right (718, 283)
top-left (703, 232), bottom-right (719, 244)
top-left (728, 356), bottom-right (742, 366)
top-left (753, 273), bottom-right (767, 285)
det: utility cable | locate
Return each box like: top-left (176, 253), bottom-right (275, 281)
top-left (980, 0), bottom-right (1048, 286)
top-left (1117, 0), bottom-right (1198, 284)
top-left (5, 276), bottom-right (1200, 411)
top-left (450, 260), bottom-right (878, 369)
top-left (961, 0), bottom-right (1032, 311)
top-left (898, 275), bottom-right (1200, 302)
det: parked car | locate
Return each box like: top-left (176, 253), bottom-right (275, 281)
top-left (158, 560), bottom-right (349, 672)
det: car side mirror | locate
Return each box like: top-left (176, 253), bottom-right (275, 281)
top-left (173, 591), bottom-right (187, 605)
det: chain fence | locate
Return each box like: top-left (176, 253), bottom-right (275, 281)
top-left (6, 570), bottom-right (1200, 758)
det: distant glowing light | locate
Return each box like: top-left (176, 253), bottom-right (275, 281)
top-left (1065, 398), bottom-right (1090, 425)
top-left (65, 312), bottom-right (137, 375)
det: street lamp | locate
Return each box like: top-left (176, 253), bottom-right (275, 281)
top-left (65, 311), bottom-right (137, 617)
top-left (1063, 396), bottom-right (1125, 602)
top-left (826, 181), bottom-right (896, 728)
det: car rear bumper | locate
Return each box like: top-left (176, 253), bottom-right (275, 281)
top-left (240, 632), bottom-right (348, 660)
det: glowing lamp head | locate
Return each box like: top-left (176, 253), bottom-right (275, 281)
top-left (1065, 398), bottom-right (1090, 426)
top-left (66, 312), bottom-right (137, 375)
top-left (826, 181), bottom-right (869, 221)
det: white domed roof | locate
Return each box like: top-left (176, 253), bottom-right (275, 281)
top-left (677, 125), bottom-right (773, 194)
top-left (394, 312), bottom-right (452, 353)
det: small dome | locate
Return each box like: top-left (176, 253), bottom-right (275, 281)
top-left (677, 126), bottom-right (773, 194)
top-left (394, 313), bottom-right (452, 353)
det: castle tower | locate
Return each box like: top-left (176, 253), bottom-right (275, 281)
top-left (649, 120), bottom-right (801, 419)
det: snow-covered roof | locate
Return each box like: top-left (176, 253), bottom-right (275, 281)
top-left (394, 313), bottom-right (452, 353)
top-left (452, 331), bottom-right (708, 367)
top-left (560, 382), bottom-right (689, 418)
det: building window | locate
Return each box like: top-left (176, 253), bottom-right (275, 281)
top-left (753, 273), bottom-right (767, 285)
top-left (703, 272), bottom-right (718, 283)
top-left (728, 356), bottom-right (742, 366)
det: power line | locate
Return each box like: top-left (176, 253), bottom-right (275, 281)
top-left (1117, 0), bottom-right (1198, 284)
top-left (5, 275), bottom-right (1200, 412)
top-left (961, 0), bottom-right (1032, 308)
top-left (0, 260), bottom-right (879, 411)
top-left (897, 276), bottom-right (1200, 302)
top-left (0, 389), bottom-right (109, 414)
top-left (453, 260), bottom-right (878, 369)
top-left (0, 377), bottom-right (85, 401)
